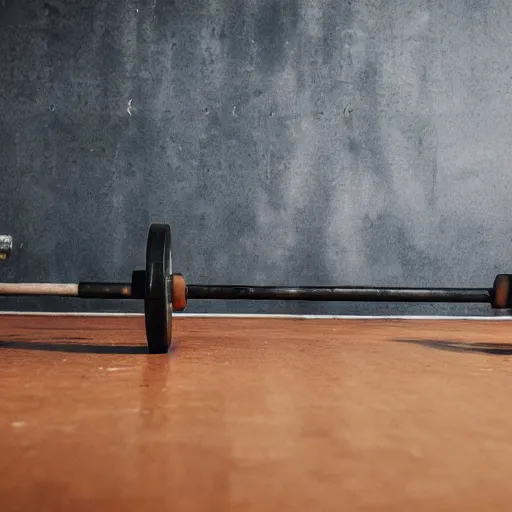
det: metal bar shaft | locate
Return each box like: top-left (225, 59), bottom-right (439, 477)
top-left (0, 282), bottom-right (494, 304)
top-left (186, 285), bottom-right (492, 303)
top-left (78, 283), bottom-right (133, 299)
top-left (0, 283), bottom-right (134, 299)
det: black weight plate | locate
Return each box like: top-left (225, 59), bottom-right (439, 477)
top-left (145, 224), bottom-right (172, 354)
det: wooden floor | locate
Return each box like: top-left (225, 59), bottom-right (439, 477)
top-left (2, 315), bottom-right (512, 510)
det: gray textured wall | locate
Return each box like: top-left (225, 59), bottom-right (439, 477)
top-left (0, 0), bottom-right (510, 315)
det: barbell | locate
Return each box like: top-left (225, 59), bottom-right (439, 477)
top-left (0, 223), bottom-right (511, 353)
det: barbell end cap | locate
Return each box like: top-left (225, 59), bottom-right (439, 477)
top-left (0, 235), bottom-right (12, 261)
top-left (172, 273), bottom-right (187, 311)
top-left (491, 274), bottom-right (512, 309)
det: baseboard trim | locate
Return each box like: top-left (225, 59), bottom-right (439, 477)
top-left (0, 311), bottom-right (511, 321)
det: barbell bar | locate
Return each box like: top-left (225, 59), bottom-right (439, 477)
top-left (0, 223), bottom-right (511, 353)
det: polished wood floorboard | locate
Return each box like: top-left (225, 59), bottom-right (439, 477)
top-left (2, 315), bottom-right (512, 510)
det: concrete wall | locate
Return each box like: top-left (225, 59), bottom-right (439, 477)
top-left (0, 0), bottom-right (510, 315)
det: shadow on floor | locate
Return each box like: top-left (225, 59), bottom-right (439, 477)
top-left (393, 339), bottom-right (512, 355)
top-left (0, 339), bottom-right (149, 355)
